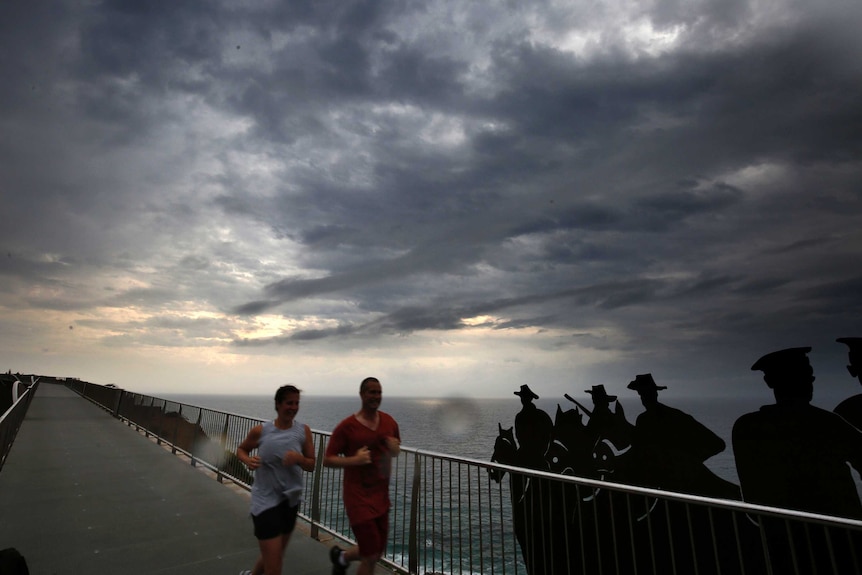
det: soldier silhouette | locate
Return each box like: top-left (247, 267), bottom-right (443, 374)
top-left (733, 347), bottom-right (862, 574)
top-left (510, 385), bottom-right (559, 575)
top-left (834, 337), bottom-right (862, 430)
top-left (584, 384), bottom-right (618, 441)
top-left (627, 374), bottom-right (743, 575)
top-left (733, 347), bottom-right (862, 518)
top-left (627, 374), bottom-right (738, 499)
top-left (513, 384), bottom-right (553, 470)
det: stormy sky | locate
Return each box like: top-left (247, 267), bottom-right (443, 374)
top-left (2, 0), bottom-right (861, 401)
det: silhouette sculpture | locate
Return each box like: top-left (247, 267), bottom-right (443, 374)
top-left (733, 347), bottom-right (862, 573)
top-left (507, 386), bottom-right (563, 575)
top-left (834, 336), bottom-right (862, 430)
top-left (513, 384), bottom-right (552, 471)
top-left (489, 378), bottom-right (773, 575)
top-left (627, 373), bottom-right (744, 575)
top-left (627, 373), bottom-right (739, 499)
top-left (545, 404), bottom-right (593, 477)
top-left (583, 385), bottom-right (621, 443)
top-left (733, 347), bottom-right (862, 517)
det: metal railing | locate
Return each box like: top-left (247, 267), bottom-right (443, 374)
top-left (67, 381), bottom-right (862, 575)
top-left (1, 379), bottom-right (39, 474)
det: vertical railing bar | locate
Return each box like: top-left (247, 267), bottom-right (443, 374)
top-left (539, 480), bottom-right (548, 575)
top-left (562, 482), bottom-right (572, 575)
top-left (731, 510), bottom-right (746, 575)
top-left (423, 456), bottom-right (429, 572)
top-left (824, 524), bottom-right (837, 575)
top-left (157, 398), bottom-right (166, 445)
top-left (488, 463), bottom-right (497, 575)
top-left (465, 464), bottom-right (471, 575)
top-left (609, 487), bottom-right (620, 575)
top-left (429, 457), bottom-right (435, 572)
top-left (848, 526), bottom-right (860, 574)
top-left (190, 409), bottom-right (202, 467)
top-left (802, 522), bottom-right (814, 575)
top-left (786, 519), bottom-right (801, 575)
top-left (390, 449), bottom-right (399, 566)
top-left (476, 468), bottom-right (485, 573)
top-left (576, 485), bottom-right (587, 575)
top-left (665, 499), bottom-right (678, 575)
top-left (544, 480), bottom-right (551, 575)
top-left (755, 514), bottom-right (775, 575)
top-left (403, 451), bottom-right (410, 567)
top-left (435, 457), bottom-right (441, 572)
top-left (448, 460), bottom-right (454, 575)
top-left (325, 459), bottom-right (333, 531)
top-left (145, 396), bottom-right (156, 438)
top-left (310, 439), bottom-right (325, 540)
top-left (396, 449), bottom-right (402, 567)
top-left (405, 446), bottom-right (411, 568)
top-left (593, 488), bottom-right (604, 575)
top-left (217, 413), bottom-right (230, 483)
top-left (401, 448), bottom-right (409, 568)
top-left (686, 503), bottom-right (700, 575)
top-left (626, 492), bottom-right (638, 575)
top-left (171, 404), bottom-right (181, 454)
top-left (467, 464), bottom-right (474, 575)
top-left (708, 506), bottom-right (721, 575)
top-left (401, 452), bottom-right (405, 568)
top-left (784, 520), bottom-right (811, 575)
top-left (645, 494), bottom-right (658, 575)
top-left (706, 507), bottom-right (721, 575)
top-left (496, 469), bottom-right (505, 575)
top-left (408, 452), bottom-right (420, 575)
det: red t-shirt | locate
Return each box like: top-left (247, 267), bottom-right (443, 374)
top-left (326, 411), bottom-right (401, 524)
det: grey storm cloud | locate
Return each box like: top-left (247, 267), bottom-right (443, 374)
top-left (2, 0), bottom-right (861, 396)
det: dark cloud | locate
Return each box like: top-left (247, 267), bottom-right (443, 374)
top-left (1, 0), bottom-right (861, 396)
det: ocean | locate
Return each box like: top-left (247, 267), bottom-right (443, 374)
top-left (155, 391), bottom-right (853, 486)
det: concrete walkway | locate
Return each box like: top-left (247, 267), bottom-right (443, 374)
top-left (0, 383), bottom-right (345, 575)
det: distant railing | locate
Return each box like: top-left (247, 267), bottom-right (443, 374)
top-left (0, 380), bottom-right (39, 474)
top-left (67, 382), bottom-right (862, 575)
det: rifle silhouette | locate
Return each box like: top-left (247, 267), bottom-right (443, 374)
top-left (564, 393), bottom-right (593, 417)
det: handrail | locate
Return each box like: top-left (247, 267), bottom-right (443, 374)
top-left (0, 380), bottom-right (39, 474)
top-left (67, 382), bottom-right (862, 575)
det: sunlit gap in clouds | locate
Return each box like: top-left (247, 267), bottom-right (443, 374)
top-left (233, 314), bottom-right (335, 341)
top-left (534, 15), bottom-right (685, 60)
top-left (367, 103), bottom-right (470, 149)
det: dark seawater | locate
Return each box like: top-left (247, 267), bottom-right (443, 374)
top-left (157, 392), bottom-right (846, 486)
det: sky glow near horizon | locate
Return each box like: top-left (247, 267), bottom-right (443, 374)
top-left (2, 0), bottom-right (861, 403)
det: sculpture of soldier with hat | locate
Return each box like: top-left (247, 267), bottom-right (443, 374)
top-left (512, 384), bottom-right (552, 471)
top-left (583, 384), bottom-right (628, 444)
top-left (732, 346), bottom-right (862, 518)
top-left (626, 373), bottom-right (736, 499)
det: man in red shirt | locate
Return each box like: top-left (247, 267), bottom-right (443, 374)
top-left (324, 377), bottom-right (401, 575)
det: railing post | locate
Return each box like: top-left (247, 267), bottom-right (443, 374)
top-left (190, 410), bottom-right (202, 467)
top-left (171, 405), bottom-right (181, 455)
top-left (112, 390), bottom-right (123, 419)
top-left (217, 415), bottom-right (230, 483)
top-left (408, 451), bottom-right (421, 574)
top-left (145, 397), bottom-right (155, 439)
top-left (156, 399), bottom-right (166, 446)
top-left (310, 440), bottom-right (326, 540)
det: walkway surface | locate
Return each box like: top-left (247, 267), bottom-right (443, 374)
top-left (0, 383), bottom-right (351, 575)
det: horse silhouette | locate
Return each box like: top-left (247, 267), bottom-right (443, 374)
top-left (489, 423), bottom-right (517, 482)
top-left (490, 424), bottom-right (537, 571)
top-left (491, 423), bottom-right (571, 575)
top-left (545, 405), bottom-right (594, 478)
